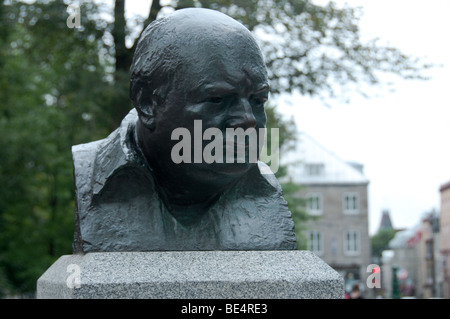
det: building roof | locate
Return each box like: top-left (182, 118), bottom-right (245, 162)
top-left (388, 225), bottom-right (422, 249)
top-left (379, 210), bottom-right (394, 231)
top-left (440, 180), bottom-right (450, 192)
top-left (282, 132), bottom-right (369, 185)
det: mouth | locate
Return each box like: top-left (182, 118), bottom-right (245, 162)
top-left (224, 142), bottom-right (249, 154)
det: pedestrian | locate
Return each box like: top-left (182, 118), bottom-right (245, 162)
top-left (350, 284), bottom-right (362, 299)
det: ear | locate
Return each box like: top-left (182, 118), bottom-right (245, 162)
top-left (135, 87), bottom-right (157, 131)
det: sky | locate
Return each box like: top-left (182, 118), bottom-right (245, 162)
top-left (124, 0), bottom-right (450, 235)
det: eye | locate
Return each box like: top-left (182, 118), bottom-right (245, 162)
top-left (206, 96), bottom-right (224, 104)
top-left (250, 95), bottom-right (267, 108)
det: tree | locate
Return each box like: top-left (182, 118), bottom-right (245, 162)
top-left (370, 228), bottom-right (397, 261)
top-left (0, 0), bottom-right (111, 296)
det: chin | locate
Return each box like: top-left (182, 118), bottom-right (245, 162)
top-left (187, 161), bottom-right (256, 181)
top-left (213, 161), bottom-right (255, 175)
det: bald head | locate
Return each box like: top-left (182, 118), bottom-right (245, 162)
top-left (129, 8), bottom-right (267, 125)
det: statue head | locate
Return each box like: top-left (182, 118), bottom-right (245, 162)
top-left (129, 8), bottom-right (270, 207)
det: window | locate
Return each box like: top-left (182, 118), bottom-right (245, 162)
top-left (426, 240), bottom-right (433, 260)
top-left (305, 163), bottom-right (324, 176)
top-left (306, 193), bottom-right (322, 215)
top-left (343, 192), bottom-right (359, 214)
top-left (308, 230), bottom-right (323, 255)
top-left (344, 230), bottom-right (360, 255)
top-left (427, 264), bottom-right (434, 285)
top-left (331, 238), bottom-right (338, 255)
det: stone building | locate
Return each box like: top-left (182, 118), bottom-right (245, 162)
top-left (440, 181), bottom-right (450, 298)
top-left (419, 210), bottom-right (442, 298)
top-left (284, 132), bottom-right (371, 296)
top-left (383, 210), bottom-right (442, 298)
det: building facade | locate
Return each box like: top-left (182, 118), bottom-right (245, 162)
top-left (440, 181), bottom-right (450, 298)
top-left (419, 210), bottom-right (442, 298)
top-left (383, 210), bottom-right (442, 299)
top-left (284, 133), bottom-right (371, 296)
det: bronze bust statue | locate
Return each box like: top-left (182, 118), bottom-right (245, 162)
top-left (72, 8), bottom-right (297, 253)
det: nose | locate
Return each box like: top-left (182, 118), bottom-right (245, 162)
top-left (226, 97), bottom-right (257, 130)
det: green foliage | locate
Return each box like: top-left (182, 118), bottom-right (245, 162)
top-left (370, 228), bottom-right (397, 259)
top-left (0, 0), bottom-right (112, 296)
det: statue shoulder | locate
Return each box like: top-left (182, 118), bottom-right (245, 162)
top-left (255, 161), bottom-right (283, 193)
top-left (72, 140), bottom-right (103, 186)
top-left (72, 140), bottom-right (105, 212)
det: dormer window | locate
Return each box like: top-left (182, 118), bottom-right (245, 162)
top-left (305, 163), bottom-right (324, 176)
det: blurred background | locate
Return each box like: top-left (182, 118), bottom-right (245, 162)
top-left (0, 0), bottom-right (448, 298)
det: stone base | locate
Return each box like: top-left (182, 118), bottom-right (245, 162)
top-left (37, 250), bottom-right (343, 299)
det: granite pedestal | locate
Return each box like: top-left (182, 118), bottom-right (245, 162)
top-left (37, 250), bottom-right (344, 299)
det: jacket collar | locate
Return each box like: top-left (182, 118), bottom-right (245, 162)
top-left (92, 109), bottom-right (149, 195)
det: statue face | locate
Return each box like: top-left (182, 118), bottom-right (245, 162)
top-left (149, 34), bottom-right (269, 180)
